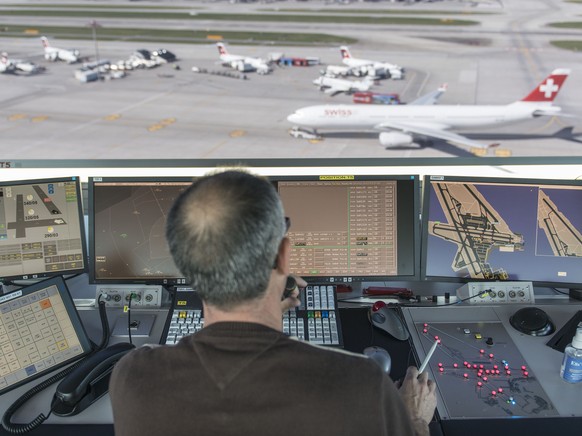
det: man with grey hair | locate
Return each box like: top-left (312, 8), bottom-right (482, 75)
top-left (110, 170), bottom-right (436, 436)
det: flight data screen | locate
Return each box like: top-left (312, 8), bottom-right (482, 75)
top-left (0, 179), bottom-right (85, 281)
top-left (90, 180), bottom-right (192, 284)
top-left (277, 178), bottom-right (403, 280)
top-left (423, 177), bottom-right (582, 286)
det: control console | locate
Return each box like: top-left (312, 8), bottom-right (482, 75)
top-left (457, 281), bottom-right (534, 304)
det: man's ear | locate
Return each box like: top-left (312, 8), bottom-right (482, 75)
top-left (275, 237), bottom-right (291, 275)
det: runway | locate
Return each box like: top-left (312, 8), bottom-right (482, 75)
top-left (1, 0), bottom-right (582, 159)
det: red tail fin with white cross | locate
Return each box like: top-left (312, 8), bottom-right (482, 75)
top-left (521, 69), bottom-right (570, 102)
top-left (339, 46), bottom-right (352, 60)
top-left (216, 43), bottom-right (228, 57)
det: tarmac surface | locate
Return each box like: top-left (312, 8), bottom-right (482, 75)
top-left (1, 0), bottom-right (582, 159)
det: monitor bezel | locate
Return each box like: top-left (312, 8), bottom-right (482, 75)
top-left (420, 174), bottom-right (582, 289)
top-left (0, 275), bottom-right (93, 396)
top-left (88, 176), bottom-right (195, 286)
top-left (270, 174), bottom-right (421, 284)
top-left (0, 176), bottom-right (87, 283)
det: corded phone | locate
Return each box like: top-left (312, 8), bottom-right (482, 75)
top-left (51, 342), bottom-right (136, 417)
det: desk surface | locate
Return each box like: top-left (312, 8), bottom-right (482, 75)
top-left (1, 301), bottom-right (582, 436)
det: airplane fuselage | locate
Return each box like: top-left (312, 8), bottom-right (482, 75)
top-left (287, 102), bottom-right (556, 131)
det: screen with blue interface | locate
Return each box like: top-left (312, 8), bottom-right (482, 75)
top-left (0, 177), bottom-right (86, 282)
top-left (421, 175), bottom-right (582, 287)
top-left (0, 276), bottom-right (92, 395)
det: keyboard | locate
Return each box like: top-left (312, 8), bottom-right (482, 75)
top-left (160, 285), bottom-right (343, 347)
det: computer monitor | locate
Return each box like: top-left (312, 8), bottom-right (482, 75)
top-left (272, 175), bottom-right (420, 284)
top-left (0, 275), bottom-right (93, 395)
top-left (421, 175), bottom-right (582, 288)
top-left (0, 177), bottom-right (86, 283)
top-left (88, 177), bottom-right (194, 285)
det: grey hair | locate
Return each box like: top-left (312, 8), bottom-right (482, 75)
top-left (165, 170), bottom-right (286, 308)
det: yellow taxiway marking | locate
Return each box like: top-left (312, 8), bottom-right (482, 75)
top-left (471, 147), bottom-right (488, 157)
top-left (147, 118), bottom-right (177, 132)
top-left (494, 148), bottom-right (512, 157)
top-left (309, 139), bottom-right (323, 144)
top-left (160, 118), bottom-right (176, 126)
top-left (8, 114), bottom-right (28, 121)
top-left (31, 116), bottom-right (48, 122)
top-left (104, 114), bottom-right (121, 121)
top-left (229, 129), bottom-right (246, 138)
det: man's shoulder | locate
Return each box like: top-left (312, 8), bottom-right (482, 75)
top-left (282, 337), bottom-right (380, 369)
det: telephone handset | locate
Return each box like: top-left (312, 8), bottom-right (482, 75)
top-left (51, 342), bottom-right (136, 417)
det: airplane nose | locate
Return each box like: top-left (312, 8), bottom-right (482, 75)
top-left (287, 111), bottom-right (301, 123)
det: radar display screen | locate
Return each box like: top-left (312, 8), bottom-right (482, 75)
top-left (421, 176), bottom-right (582, 287)
top-left (0, 177), bottom-right (86, 282)
top-left (273, 175), bottom-right (419, 283)
top-left (89, 178), bottom-right (193, 285)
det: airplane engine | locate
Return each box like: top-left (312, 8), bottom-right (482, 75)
top-left (379, 132), bottom-right (414, 147)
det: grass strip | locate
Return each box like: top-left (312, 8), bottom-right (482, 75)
top-left (0, 10), bottom-right (479, 26)
top-left (259, 8), bottom-right (495, 15)
top-left (547, 21), bottom-right (582, 29)
top-left (0, 24), bottom-right (357, 46)
top-left (550, 40), bottom-right (582, 50)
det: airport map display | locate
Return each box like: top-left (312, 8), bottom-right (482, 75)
top-left (413, 319), bottom-right (558, 419)
top-left (425, 180), bottom-right (582, 285)
top-left (0, 181), bottom-right (84, 280)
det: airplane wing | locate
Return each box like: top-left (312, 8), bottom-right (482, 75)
top-left (324, 87), bottom-right (344, 97)
top-left (409, 84), bottom-right (447, 105)
top-left (374, 121), bottom-right (496, 149)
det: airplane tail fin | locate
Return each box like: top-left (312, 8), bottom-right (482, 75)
top-left (1, 52), bottom-right (7, 64)
top-left (340, 46), bottom-right (351, 60)
top-left (521, 69), bottom-right (570, 103)
top-left (216, 42), bottom-right (227, 56)
top-left (40, 36), bottom-right (49, 48)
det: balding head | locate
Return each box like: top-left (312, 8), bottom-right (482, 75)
top-left (166, 170), bottom-right (286, 308)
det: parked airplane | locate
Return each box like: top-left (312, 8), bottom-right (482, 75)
top-left (313, 75), bottom-right (375, 96)
top-left (0, 52), bottom-right (15, 73)
top-left (287, 69), bottom-right (570, 150)
top-left (41, 36), bottom-right (79, 63)
top-left (320, 64), bottom-right (352, 78)
top-left (0, 52), bottom-right (41, 74)
top-left (216, 42), bottom-right (271, 75)
top-left (340, 46), bottom-right (403, 80)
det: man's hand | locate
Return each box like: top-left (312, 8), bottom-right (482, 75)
top-left (398, 366), bottom-right (437, 432)
top-left (280, 276), bottom-right (305, 312)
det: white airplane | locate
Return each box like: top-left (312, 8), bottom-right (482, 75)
top-left (216, 42), bottom-right (271, 75)
top-left (0, 52), bottom-right (40, 74)
top-left (287, 69), bottom-right (570, 150)
top-left (0, 52), bottom-right (15, 73)
top-left (320, 64), bottom-right (352, 78)
top-left (41, 36), bottom-right (79, 63)
top-left (313, 75), bottom-right (375, 96)
top-left (340, 46), bottom-right (403, 80)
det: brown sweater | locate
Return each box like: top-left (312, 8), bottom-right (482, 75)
top-left (110, 322), bottom-right (417, 436)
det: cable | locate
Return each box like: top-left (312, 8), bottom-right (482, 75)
top-left (96, 293), bottom-right (110, 350)
top-left (127, 292), bottom-right (134, 345)
top-left (552, 287), bottom-right (570, 296)
top-left (2, 290), bottom-right (111, 433)
top-left (1, 354), bottom-right (89, 434)
top-left (399, 290), bottom-right (490, 308)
